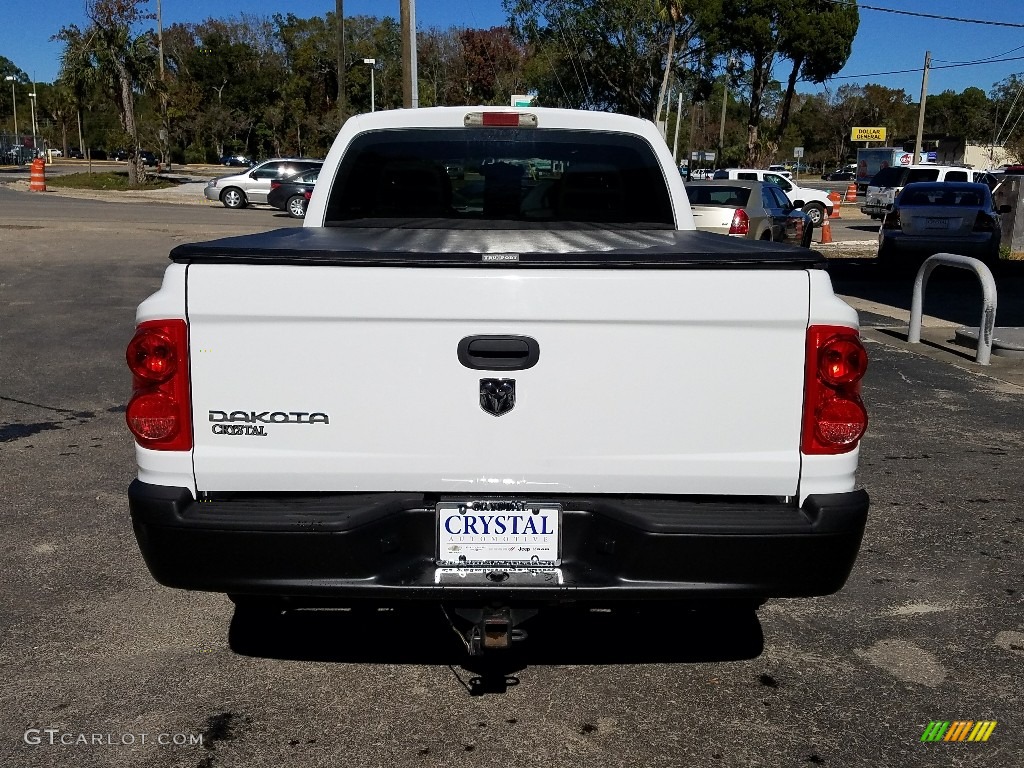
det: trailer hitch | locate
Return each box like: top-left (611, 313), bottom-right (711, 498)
top-left (445, 605), bottom-right (535, 656)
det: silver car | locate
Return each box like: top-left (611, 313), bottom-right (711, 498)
top-left (204, 158), bottom-right (323, 209)
top-left (877, 181), bottom-right (1010, 267)
top-left (685, 179), bottom-right (814, 246)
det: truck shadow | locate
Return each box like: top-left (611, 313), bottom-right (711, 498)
top-left (227, 602), bottom-right (764, 688)
top-left (828, 257), bottom-right (1024, 327)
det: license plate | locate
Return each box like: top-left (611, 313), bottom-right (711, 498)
top-left (436, 501), bottom-right (562, 566)
top-left (924, 217), bottom-right (948, 229)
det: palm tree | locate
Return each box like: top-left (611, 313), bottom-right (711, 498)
top-left (653, 0), bottom-right (683, 129)
top-left (54, 0), bottom-right (159, 186)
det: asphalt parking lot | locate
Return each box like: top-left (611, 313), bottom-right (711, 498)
top-left (0, 184), bottom-right (1021, 767)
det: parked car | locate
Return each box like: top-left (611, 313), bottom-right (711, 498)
top-left (861, 164), bottom-right (972, 219)
top-left (220, 154), bottom-right (252, 167)
top-left (267, 167), bottom-right (320, 218)
top-left (877, 181), bottom-right (1010, 267)
top-left (822, 170), bottom-right (856, 182)
top-left (68, 148), bottom-right (85, 159)
top-left (139, 150), bottom-right (158, 167)
top-left (48, 148), bottom-right (63, 158)
top-left (204, 158), bottom-right (323, 208)
top-left (685, 179), bottom-right (814, 247)
top-left (712, 168), bottom-right (834, 225)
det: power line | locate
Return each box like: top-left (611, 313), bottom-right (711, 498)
top-left (933, 44), bottom-right (1024, 65)
top-left (825, 0), bottom-right (1024, 29)
top-left (829, 54), bottom-right (1024, 82)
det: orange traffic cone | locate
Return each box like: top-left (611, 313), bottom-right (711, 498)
top-left (819, 216), bottom-right (833, 244)
top-left (828, 190), bottom-right (842, 218)
top-left (845, 183), bottom-right (857, 203)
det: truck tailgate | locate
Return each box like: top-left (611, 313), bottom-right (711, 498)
top-left (186, 264), bottom-right (811, 496)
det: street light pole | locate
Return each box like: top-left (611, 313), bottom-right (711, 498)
top-left (363, 59), bottom-right (376, 112)
top-left (29, 88), bottom-right (38, 158)
top-left (4, 77), bottom-right (16, 140)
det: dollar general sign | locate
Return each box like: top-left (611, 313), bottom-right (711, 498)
top-left (851, 127), bottom-right (887, 141)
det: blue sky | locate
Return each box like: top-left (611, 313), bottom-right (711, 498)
top-left (2, 0), bottom-right (1023, 98)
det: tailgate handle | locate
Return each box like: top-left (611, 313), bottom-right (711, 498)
top-left (458, 335), bottom-right (539, 370)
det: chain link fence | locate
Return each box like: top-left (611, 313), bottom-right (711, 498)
top-left (1, 132), bottom-right (39, 165)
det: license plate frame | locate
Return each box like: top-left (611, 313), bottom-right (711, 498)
top-left (924, 217), bottom-right (949, 230)
top-left (435, 501), bottom-right (562, 567)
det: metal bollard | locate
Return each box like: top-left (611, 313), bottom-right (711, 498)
top-left (907, 253), bottom-right (997, 365)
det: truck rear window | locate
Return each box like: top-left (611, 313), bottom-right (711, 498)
top-left (322, 128), bottom-right (674, 227)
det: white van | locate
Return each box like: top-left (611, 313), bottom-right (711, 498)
top-left (861, 164), bottom-right (972, 219)
top-left (713, 168), bottom-right (832, 224)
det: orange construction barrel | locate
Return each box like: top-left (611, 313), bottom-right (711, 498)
top-left (29, 158), bottom-right (46, 192)
top-left (828, 190), bottom-right (842, 218)
top-left (845, 183), bottom-right (857, 203)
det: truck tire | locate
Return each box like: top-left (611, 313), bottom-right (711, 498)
top-left (803, 203), bottom-right (825, 226)
top-left (221, 187), bottom-right (247, 209)
top-left (877, 242), bottom-right (898, 270)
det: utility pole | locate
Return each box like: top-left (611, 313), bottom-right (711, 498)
top-left (914, 50), bottom-right (931, 163)
top-left (401, 0), bottom-right (419, 108)
top-left (337, 0), bottom-right (346, 127)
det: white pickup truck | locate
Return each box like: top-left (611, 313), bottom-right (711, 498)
top-left (126, 107), bottom-right (869, 654)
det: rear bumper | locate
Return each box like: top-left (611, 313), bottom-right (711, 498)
top-left (129, 481), bottom-right (869, 606)
top-left (879, 232), bottom-right (998, 260)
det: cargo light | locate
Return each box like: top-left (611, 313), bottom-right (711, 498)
top-left (464, 112), bottom-right (538, 128)
top-left (802, 325), bottom-right (868, 455)
top-left (125, 319), bottom-right (192, 451)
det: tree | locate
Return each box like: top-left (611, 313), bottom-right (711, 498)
top-left (716, 0), bottom-right (858, 165)
top-left (459, 27), bottom-right (527, 105)
top-left (990, 74), bottom-right (1024, 163)
top-left (506, 0), bottom-right (717, 118)
top-left (55, 0), bottom-right (159, 185)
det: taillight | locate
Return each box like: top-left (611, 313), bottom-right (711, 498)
top-left (973, 211), bottom-right (996, 232)
top-left (881, 210), bottom-right (901, 230)
top-left (303, 191), bottom-right (312, 200)
top-left (126, 319), bottom-right (191, 451)
top-left (802, 325), bottom-right (868, 455)
top-left (728, 208), bottom-right (749, 235)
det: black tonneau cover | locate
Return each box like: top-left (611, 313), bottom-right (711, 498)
top-left (170, 225), bottom-right (826, 269)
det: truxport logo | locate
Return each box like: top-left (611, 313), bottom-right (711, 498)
top-left (920, 721), bottom-right (997, 742)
